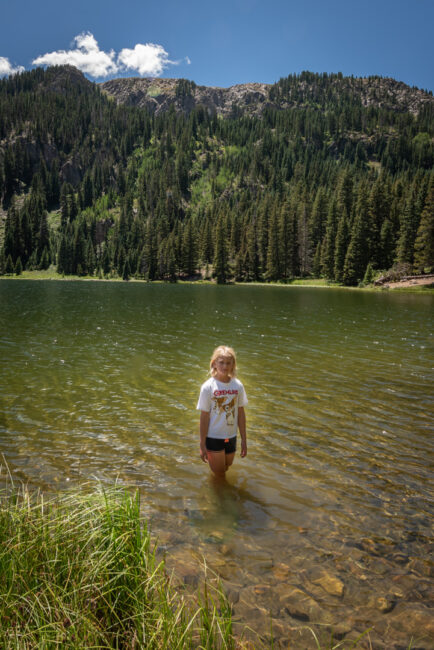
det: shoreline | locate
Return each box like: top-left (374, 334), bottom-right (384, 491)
top-left (0, 270), bottom-right (433, 293)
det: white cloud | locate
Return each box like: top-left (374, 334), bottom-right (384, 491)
top-left (117, 43), bottom-right (173, 77)
top-left (32, 32), bottom-right (118, 78)
top-left (0, 56), bottom-right (25, 77)
top-left (31, 32), bottom-right (184, 79)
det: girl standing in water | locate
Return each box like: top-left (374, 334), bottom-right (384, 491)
top-left (197, 346), bottom-right (248, 478)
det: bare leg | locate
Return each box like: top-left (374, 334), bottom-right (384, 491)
top-left (225, 452), bottom-right (235, 471)
top-left (207, 450), bottom-right (226, 478)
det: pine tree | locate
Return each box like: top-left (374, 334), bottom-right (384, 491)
top-left (310, 187), bottom-right (328, 251)
top-left (265, 207), bottom-right (281, 281)
top-left (334, 209), bottom-right (350, 282)
top-left (48, 160), bottom-right (60, 208)
top-left (380, 219), bottom-right (395, 270)
top-left (122, 257), bottom-right (131, 281)
top-left (3, 198), bottom-right (22, 264)
top-left (69, 193), bottom-right (78, 222)
top-left (14, 256), bottom-right (23, 275)
top-left (3, 146), bottom-right (16, 200)
top-left (233, 253), bottom-right (244, 281)
top-left (279, 201), bottom-right (296, 280)
top-left (20, 207), bottom-right (32, 268)
top-left (396, 188), bottom-right (419, 265)
top-left (414, 182), bottom-right (434, 272)
top-left (200, 217), bottom-right (214, 265)
top-left (37, 212), bottom-right (50, 266)
top-left (5, 254), bottom-right (14, 274)
top-left (145, 218), bottom-right (158, 280)
top-left (60, 183), bottom-right (70, 228)
top-left (74, 226), bottom-right (88, 275)
top-left (257, 201), bottom-right (270, 272)
top-left (312, 242), bottom-right (322, 277)
top-left (166, 235), bottom-right (177, 282)
top-left (289, 206), bottom-right (300, 277)
top-left (321, 198), bottom-right (338, 279)
top-left (39, 247), bottom-right (50, 270)
top-left (157, 238), bottom-right (170, 280)
top-left (362, 262), bottom-right (375, 285)
top-left (213, 215), bottom-right (230, 284)
top-left (57, 234), bottom-right (71, 274)
top-left (82, 171), bottom-right (94, 209)
top-left (368, 176), bottom-right (391, 268)
top-left (337, 170), bottom-right (354, 226)
top-left (298, 202), bottom-right (311, 276)
top-left (244, 220), bottom-right (260, 281)
top-left (182, 219), bottom-right (198, 276)
top-left (230, 213), bottom-right (242, 259)
top-left (86, 238), bottom-right (96, 276)
top-left (102, 244), bottom-right (112, 276)
top-left (117, 246), bottom-right (126, 278)
top-left (343, 186), bottom-right (370, 285)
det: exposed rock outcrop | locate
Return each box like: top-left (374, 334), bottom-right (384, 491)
top-left (100, 75), bottom-right (433, 117)
top-left (100, 77), bottom-right (272, 117)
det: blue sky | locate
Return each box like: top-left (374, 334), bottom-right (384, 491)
top-left (1, 0), bottom-right (433, 91)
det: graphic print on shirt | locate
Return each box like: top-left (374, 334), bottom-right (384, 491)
top-left (212, 392), bottom-right (237, 426)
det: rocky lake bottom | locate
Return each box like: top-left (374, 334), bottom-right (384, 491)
top-left (1, 281), bottom-right (433, 648)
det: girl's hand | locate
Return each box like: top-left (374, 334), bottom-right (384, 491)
top-left (241, 440), bottom-right (247, 458)
top-left (200, 443), bottom-right (208, 463)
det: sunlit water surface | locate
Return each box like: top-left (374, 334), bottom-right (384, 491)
top-left (1, 281), bottom-right (433, 648)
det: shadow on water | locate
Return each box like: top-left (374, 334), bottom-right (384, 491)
top-left (184, 473), bottom-right (271, 543)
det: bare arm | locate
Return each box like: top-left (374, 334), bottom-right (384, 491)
top-left (199, 410), bottom-right (210, 462)
top-left (238, 406), bottom-right (247, 457)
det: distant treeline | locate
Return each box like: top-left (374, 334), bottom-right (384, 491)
top-left (0, 66), bottom-right (433, 284)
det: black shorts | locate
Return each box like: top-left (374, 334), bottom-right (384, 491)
top-left (206, 436), bottom-right (237, 454)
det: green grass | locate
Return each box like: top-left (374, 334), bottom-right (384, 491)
top-left (0, 483), bottom-right (235, 649)
top-left (147, 85), bottom-right (163, 98)
top-left (288, 278), bottom-right (331, 286)
top-left (2, 271), bottom-right (433, 295)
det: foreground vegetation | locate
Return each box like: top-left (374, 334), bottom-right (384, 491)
top-left (0, 484), bottom-right (235, 649)
top-left (0, 481), bottom-right (421, 649)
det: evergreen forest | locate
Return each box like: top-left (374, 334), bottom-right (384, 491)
top-left (0, 65), bottom-right (433, 285)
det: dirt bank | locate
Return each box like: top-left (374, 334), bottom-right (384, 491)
top-left (382, 275), bottom-right (434, 289)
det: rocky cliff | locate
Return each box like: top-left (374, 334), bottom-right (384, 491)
top-left (100, 75), bottom-right (433, 117)
top-left (100, 77), bottom-right (271, 117)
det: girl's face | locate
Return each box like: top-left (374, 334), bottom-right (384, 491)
top-left (213, 355), bottom-right (234, 380)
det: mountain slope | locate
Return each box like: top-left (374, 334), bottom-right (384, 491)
top-left (0, 66), bottom-right (433, 285)
top-left (100, 73), bottom-right (433, 117)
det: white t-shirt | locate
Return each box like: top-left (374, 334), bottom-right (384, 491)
top-left (197, 376), bottom-right (248, 439)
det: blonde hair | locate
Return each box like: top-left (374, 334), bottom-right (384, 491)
top-left (210, 345), bottom-right (237, 377)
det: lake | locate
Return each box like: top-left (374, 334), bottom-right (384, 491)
top-left (0, 280), bottom-right (433, 648)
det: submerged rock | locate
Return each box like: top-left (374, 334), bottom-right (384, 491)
top-left (408, 557), bottom-right (434, 578)
top-left (331, 620), bottom-right (353, 640)
top-left (235, 583), bottom-right (282, 622)
top-left (272, 562), bottom-right (291, 580)
top-left (387, 602), bottom-right (434, 643)
top-left (309, 568), bottom-right (345, 597)
top-left (183, 573), bottom-right (199, 588)
top-left (274, 584), bottom-right (323, 622)
top-left (369, 594), bottom-right (396, 613)
top-left (220, 543), bottom-right (234, 556)
top-left (208, 530), bottom-right (225, 542)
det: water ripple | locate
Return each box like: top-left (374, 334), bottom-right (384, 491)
top-left (1, 281), bottom-right (433, 645)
